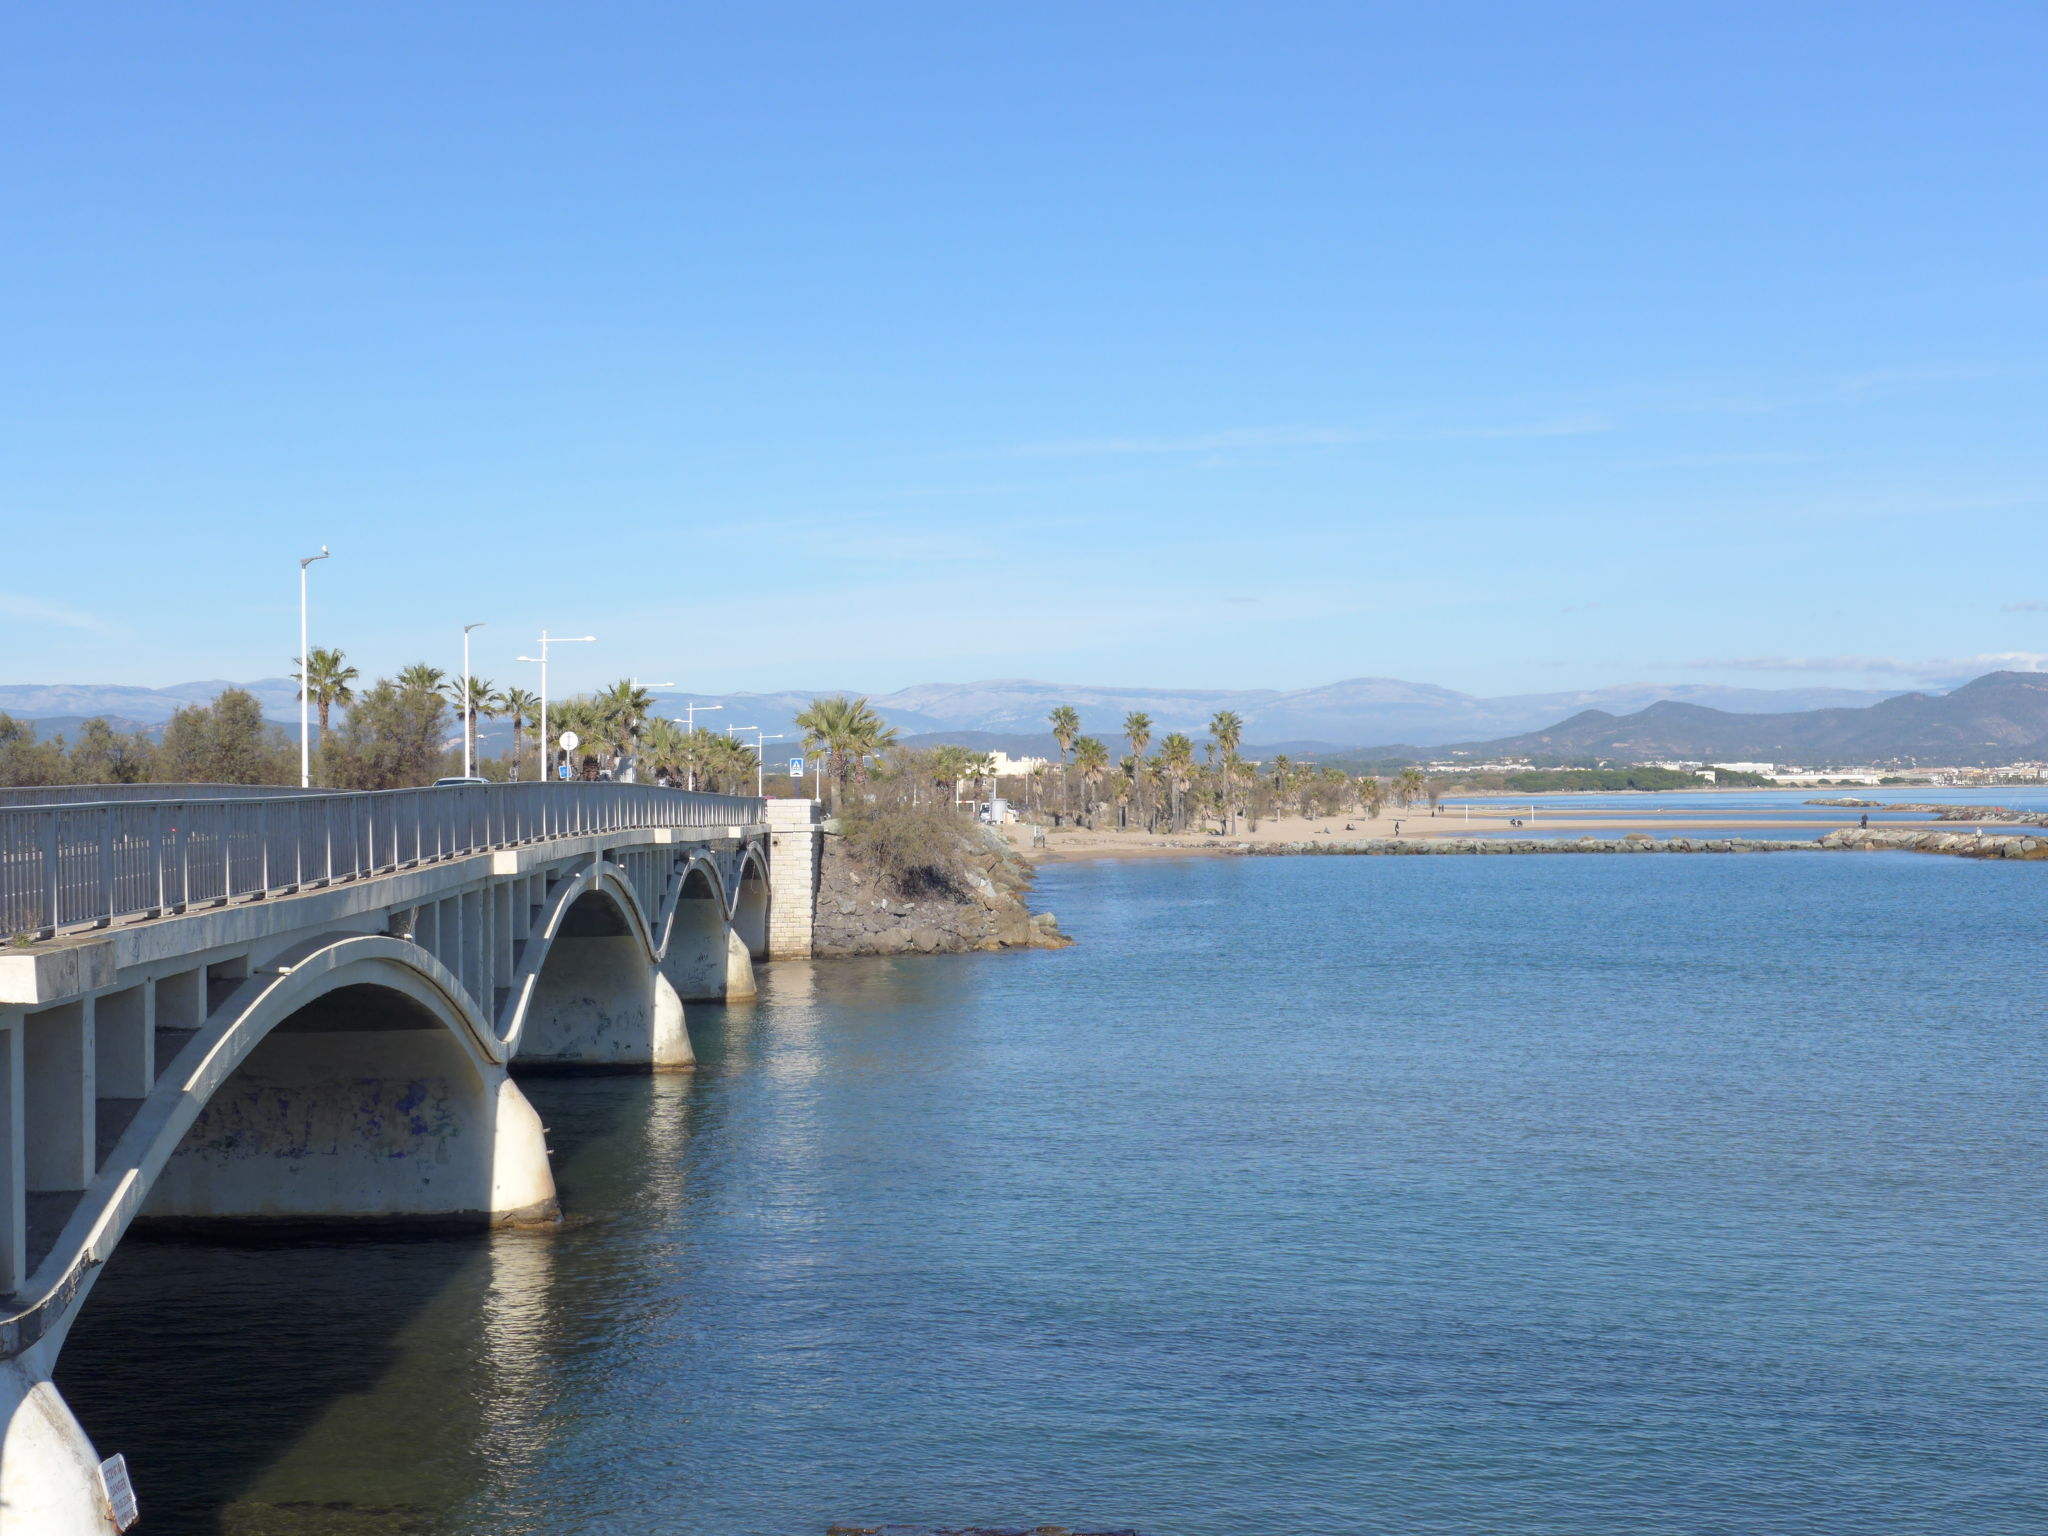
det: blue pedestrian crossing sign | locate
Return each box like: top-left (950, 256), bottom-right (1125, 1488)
top-left (789, 757), bottom-right (806, 779)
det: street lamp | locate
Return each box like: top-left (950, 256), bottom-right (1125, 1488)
top-left (618, 682), bottom-right (673, 782)
top-left (673, 702), bottom-right (723, 789)
top-left (727, 725), bottom-right (783, 797)
top-left (461, 622), bottom-right (486, 779)
top-left (516, 631), bottom-right (595, 781)
top-left (298, 545), bottom-right (330, 788)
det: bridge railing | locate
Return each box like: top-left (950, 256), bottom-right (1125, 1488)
top-left (0, 782), bottom-right (765, 939)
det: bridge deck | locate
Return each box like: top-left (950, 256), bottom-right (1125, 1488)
top-left (0, 781), bottom-right (764, 942)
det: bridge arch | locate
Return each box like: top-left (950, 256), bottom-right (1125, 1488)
top-left (0, 933), bottom-right (559, 1535)
top-left (508, 860), bottom-right (689, 1071)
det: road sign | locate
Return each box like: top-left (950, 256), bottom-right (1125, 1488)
top-left (559, 731), bottom-right (580, 751)
top-left (789, 757), bottom-right (805, 779)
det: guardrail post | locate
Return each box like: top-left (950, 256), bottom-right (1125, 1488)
top-left (97, 811), bottom-right (114, 928)
top-left (152, 803), bottom-right (167, 915)
top-left (258, 800), bottom-right (271, 898)
top-left (40, 811), bottom-right (59, 936)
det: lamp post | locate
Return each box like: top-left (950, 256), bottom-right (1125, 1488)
top-left (298, 545), bottom-right (330, 788)
top-left (727, 725), bottom-right (783, 797)
top-left (674, 702), bottom-right (723, 789)
top-left (461, 622), bottom-right (486, 779)
top-left (624, 681), bottom-right (674, 785)
top-left (516, 631), bottom-right (595, 781)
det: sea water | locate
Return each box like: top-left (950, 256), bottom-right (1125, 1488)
top-left (58, 851), bottom-right (2048, 1534)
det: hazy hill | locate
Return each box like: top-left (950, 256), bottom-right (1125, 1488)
top-left (5, 673), bottom-right (1913, 754)
top-left (1434, 671), bottom-right (2048, 767)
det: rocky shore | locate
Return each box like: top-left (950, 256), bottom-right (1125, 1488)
top-left (813, 822), bottom-right (1072, 957)
top-left (1818, 826), bottom-right (2048, 859)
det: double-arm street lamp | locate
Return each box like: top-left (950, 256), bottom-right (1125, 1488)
top-left (298, 545), bottom-right (330, 788)
top-left (727, 725), bottom-right (784, 797)
top-left (516, 631), bottom-right (595, 781)
top-left (673, 702), bottom-right (723, 789)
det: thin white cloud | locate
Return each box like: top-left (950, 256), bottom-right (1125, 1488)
top-left (1685, 652), bottom-right (2048, 680)
top-left (0, 592), bottom-right (111, 632)
top-left (2002, 600), bottom-right (2046, 613)
top-left (1009, 414), bottom-right (1613, 459)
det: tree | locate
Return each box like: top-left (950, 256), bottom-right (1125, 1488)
top-left (594, 679), bottom-right (658, 775)
top-left (641, 718), bottom-right (689, 783)
top-left (1048, 705), bottom-right (1081, 764)
top-left (320, 680), bottom-right (449, 790)
top-left (0, 714), bottom-right (66, 787)
top-left (69, 718), bottom-right (156, 784)
top-left (1123, 712), bottom-right (1153, 829)
top-left (160, 689), bottom-right (293, 785)
top-left (501, 688), bottom-right (540, 779)
top-left (1394, 765), bottom-right (1426, 808)
top-left (1209, 710), bottom-right (1245, 834)
top-left (929, 744), bottom-right (977, 805)
top-left (794, 695), bottom-right (898, 807)
top-left (1362, 776), bottom-right (1388, 819)
top-left (1072, 736), bottom-right (1109, 825)
top-left (397, 663), bottom-right (447, 696)
top-left (445, 676), bottom-right (502, 773)
top-left (1158, 732), bottom-right (1195, 832)
top-left (294, 648), bottom-right (359, 743)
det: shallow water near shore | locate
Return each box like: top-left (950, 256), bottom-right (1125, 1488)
top-left (58, 851), bottom-right (2048, 1535)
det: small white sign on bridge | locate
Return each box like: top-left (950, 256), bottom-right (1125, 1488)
top-left (99, 1454), bottom-right (139, 1531)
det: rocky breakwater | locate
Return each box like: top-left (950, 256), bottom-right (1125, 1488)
top-left (1820, 827), bottom-right (2048, 860)
top-left (1239, 835), bottom-right (1824, 856)
top-left (814, 820), bottom-right (1072, 957)
top-left (1884, 803), bottom-right (2048, 826)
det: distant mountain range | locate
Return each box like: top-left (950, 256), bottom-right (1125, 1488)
top-left (12, 672), bottom-right (2032, 765)
top-left (1427, 671), bottom-right (2048, 768)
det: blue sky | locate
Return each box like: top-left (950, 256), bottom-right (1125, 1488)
top-left (4, 2), bottom-right (2045, 699)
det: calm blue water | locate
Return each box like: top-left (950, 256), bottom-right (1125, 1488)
top-left (59, 852), bottom-right (2048, 1535)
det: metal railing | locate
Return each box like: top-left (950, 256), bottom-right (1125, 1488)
top-left (0, 783), bottom-right (335, 809)
top-left (0, 782), bottom-right (765, 939)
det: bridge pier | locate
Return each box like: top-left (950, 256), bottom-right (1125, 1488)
top-left (0, 1358), bottom-right (109, 1536)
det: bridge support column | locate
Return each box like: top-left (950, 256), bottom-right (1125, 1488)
top-left (724, 930), bottom-right (757, 1001)
top-left (764, 799), bottom-right (822, 958)
top-left (0, 1358), bottom-right (118, 1535)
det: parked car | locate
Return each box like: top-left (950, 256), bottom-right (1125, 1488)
top-left (433, 776), bottom-right (490, 787)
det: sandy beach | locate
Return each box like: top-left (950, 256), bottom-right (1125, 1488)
top-left (1007, 799), bottom-right (1962, 863)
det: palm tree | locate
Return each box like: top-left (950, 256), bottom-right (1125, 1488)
top-left (397, 662), bottom-right (446, 696)
top-left (1394, 765), bottom-right (1426, 809)
top-left (1158, 732), bottom-right (1195, 832)
top-left (1363, 776), bottom-right (1388, 819)
top-left (1072, 736), bottom-right (1109, 826)
top-left (1209, 709), bottom-right (1245, 834)
top-left (1122, 711), bottom-right (1154, 829)
top-left (930, 744), bottom-right (976, 806)
top-left (1048, 705), bottom-right (1081, 764)
top-left (641, 717), bottom-right (688, 784)
top-left (594, 679), bottom-right (658, 776)
top-left (549, 697), bottom-right (604, 777)
top-left (444, 676), bottom-right (502, 772)
top-left (293, 647), bottom-right (359, 745)
top-left (502, 687), bottom-right (540, 779)
top-left (793, 695), bottom-right (898, 807)
top-left (1048, 704), bottom-right (1081, 821)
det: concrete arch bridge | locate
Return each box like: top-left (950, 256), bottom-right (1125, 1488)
top-left (0, 781), bottom-right (822, 1532)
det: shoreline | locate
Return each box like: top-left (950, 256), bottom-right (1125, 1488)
top-left (1008, 804), bottom-right (2042, 866)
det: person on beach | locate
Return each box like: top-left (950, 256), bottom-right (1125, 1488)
top-left (1860, 813), bottom-right (1869, 828)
